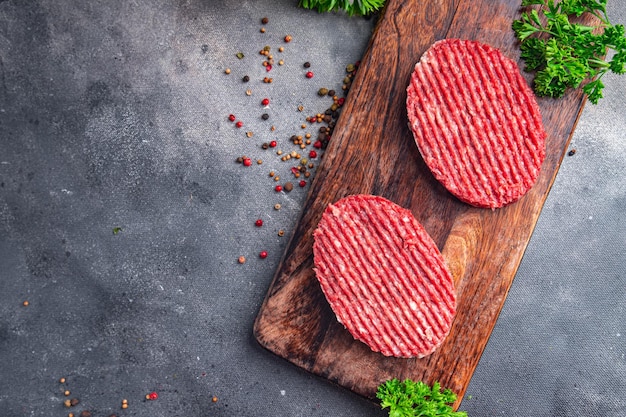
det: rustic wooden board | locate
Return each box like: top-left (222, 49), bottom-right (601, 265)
top-left (254, 0), bottom-right (592, 408)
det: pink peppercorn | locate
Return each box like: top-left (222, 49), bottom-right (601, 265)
top-left (255, 219), bottom-right (263, 227)
top-left (235, 121), bottom-right (243, 128)
top-left (259, 251), bottom-right (268, 259)
top-left (299, 180), bottom-right (306, 187)
top-left (275, 185), bottom-right (283, 192)
top-left (309, 150), bottom-right (317, 158)
top-left (261, 98), bottom-right (270, 106)
top-left (269, 140), bottom-right (277, 148)
top-left (305, 71), bottom-right (314, 79)
top-left (148, 392), bottom-right (158, 401)
top-left (313, 140), bottom-right (322, 149)
top-left (243, 157), bottom-right (252, 167)
top-left (228, 114), bottom-right (236, 122)
top-left (266, 64), bottom-right (272, 72)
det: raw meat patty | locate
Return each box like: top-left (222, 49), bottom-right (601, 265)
top-left (312, 194), bottom-right (456, 358)
top-left (406, 38), bottom-right (547, 209)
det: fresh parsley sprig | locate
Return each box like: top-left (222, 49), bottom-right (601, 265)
top-left (376, 379), bottom-right (468, 417)
top-left (512, 0), bottom-right (626, 104)
top-left (298, 0), bottom-right (385, 16)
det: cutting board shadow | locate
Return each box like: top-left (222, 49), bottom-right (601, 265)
top-left (253, 0), bottom-right (591, 409)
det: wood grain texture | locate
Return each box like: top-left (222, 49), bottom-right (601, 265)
top-left (254, 0), bottom-right (591, 408)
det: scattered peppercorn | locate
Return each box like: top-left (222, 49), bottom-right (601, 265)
top-left (305, 71), bottom-right (314, 79)
top-left (70, 398), bottom-right (80, 406)
top-left (261, 113), bottom-right (269, 120)
top-left (242, 75), bottom-right (250, 82)
top-left (22, 300), bottom-right (29, 306)
top-left (59, 377), bottom-right (66, 384)
top-left (284, 35), bottom-right (292, 42)
top-left (309, 150), bottom-right (317, 158)
top-left (246, 89), bottom-right (252, 96)
top-left (235, 121), bottom-right (243, 128)
top-left (318, 88), bottom-right (329, 96)
top-left (261, 98), bottom-right (270, 106)
top-left (238, 256), bottom-right (246, 264)
top-left (246, 131), bottom-right (253, 138)
top-left (278, 230), bottom-right (285, 237)
top-left (260, 27), bottom-right (266, 33)
top-left (299, 180), bottom-right (306, 187)
top-left (212, 396), bottom-right (219, 403)
top-left (147, 392), bottom-right (158, 401)
top-left (64, 400), bottom-right (72, 408)
top-left (261, 17), bottom-right (269, 24)
top-left (243, 157), bottom-right (252, 167)
top-left (284, 182), bottom-right (294, 192)
top-left (269, 140), bottom-right (277, 147)
top-left (259, 251), bottom-right (268, 259)
top-left (224, 68), bottom-right (231, 74)
top-left (303, 62), bottom-right (311, 68)
top-left (64, 390), bottom-right (71, 396)
top-left (255, 219), bottom-right (263, 227)
top-left (568, 149), bottom-right (577, 156)
top-left (228, 114), bottom-right (236, 122)
top-left (274, 203), bottom-right (281, 210)
top-left (236, 52), bottom-right (245, 59)
top-left (275, 185), bottom-right (283, 192)
top-left (79, 411), bottom-right (91, 417)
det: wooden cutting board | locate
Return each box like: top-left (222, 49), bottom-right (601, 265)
top-left (254, 0), bottom-right (592, 408)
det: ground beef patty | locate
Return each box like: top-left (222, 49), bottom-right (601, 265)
top-left (312, 194), bottom-right (456, 358)
top-left (406, 38), bottom-right (547, 209)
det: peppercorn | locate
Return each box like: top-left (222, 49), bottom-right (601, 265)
top-left (224, 68), bottom-right (231, 74)
top-left (260, 27), bottom-right (266, 33)
top-left (246, 89), bottom-right (252, 96)
top-left (278, 46), bottom-right (284, 52)
top-left (80, 411), bottom-right (91, 417)
top-left (284, 35), bottom-right (292, 42)
top-left (261, 17), bottom-right (269, 24)
top-left (238, 256), bottom-right (246, 264)
top-left (303, 62), bottom-right (311, 68)
top-left (22, 300), bottom-right (29, 306)
top-left (235, 121), bottom-right (243, 128)
top-left (243, 157), bottom-right (252, 167)
top-left (64, 390), bottom-right (71, 396)
top-left (59, 377), bottom-right (66, 384)
top-left (64, 400), bottom-right (72, 408)
top-left (242, 75), bottom-right (250, 82)
top-left (299, 180), bottom-right (306, 187)
top-left (261, 98), bottom-right (270, 106)
top-left (70, 398), bottom-right (80, 406)
top-left (255, 219), bottom-right (263, 227)
top-left (228, 114), bottom-right (236, 122)
top-left (328, 89), bottom-right (336, 97)
top-left (246, 131), bottom-right (253, 138)
top-left (261, 143), bottom-right (269, 150)
top-left (318, 88), bottom-right (329, 96)
top-left (275, 185), bottom-right (283, 192)
top-left (309, 150), bottom-right (317, 158)
top-left (278, 59), bottom-right (284, 65)
top-left (284, 182), bottom-right (294, 192)
top-left (261, 113), bottom-right (269, 120)
top-left (147, 392), bottom-right (158, 401)
top-left (568, 149), bottom-right (577, 156)
top-left (269, 140), bottom-right (277, 147)
top-left (259, 251), bottom-right (268, 259)
top-left (297, 105), bottom-right (304, 112)
top-left (274, 203), bottom-right (281, 210)
top-left (305, 71), bottom-right (314, 78)
top-left (278, 230), bottom-right (285, 237)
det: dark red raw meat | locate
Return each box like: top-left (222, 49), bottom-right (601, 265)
top-left (406, 38), bottom-right (547, 209)
top-left (312, 194), bottom-right (456, 358)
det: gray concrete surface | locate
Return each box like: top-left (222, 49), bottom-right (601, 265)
top-left (0, 1), bottom-right (624, 416)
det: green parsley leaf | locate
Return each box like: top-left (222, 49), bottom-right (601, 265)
top-left (376, 379), bottom-right (468, 417)
top-left (298, 0), bottom-right (385, 16)
top-left (513, 0), bottom-right (626, 104)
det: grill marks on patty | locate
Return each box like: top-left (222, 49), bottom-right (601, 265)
top-left (407, 39), bottom-right (547, 209)
top-left (313, 195), bottom-right (456, 358)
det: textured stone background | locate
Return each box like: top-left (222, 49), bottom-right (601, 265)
top-left (0, 1), bottom-right (624, 416)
